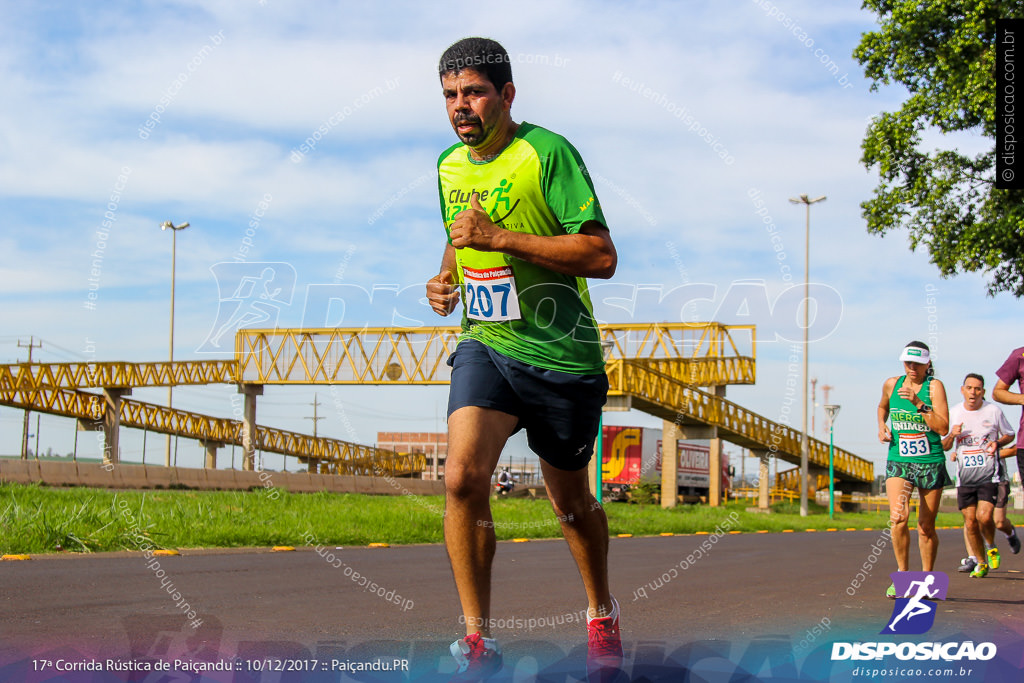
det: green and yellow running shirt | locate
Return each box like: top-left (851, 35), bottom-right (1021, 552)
top-left (887, 376), bottom-right (945, 463)
top-left (437, 122), bottom-right (608, 374)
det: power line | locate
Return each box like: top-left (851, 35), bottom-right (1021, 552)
top-left (33, 338), bottom-right (91, 362)
top-left (305, 393), bottom-right (325, 438)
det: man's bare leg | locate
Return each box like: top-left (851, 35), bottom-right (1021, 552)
top-left (962, 505), bottom-right (986, 563)
top-left (994, 504), bottom-right (1013, 535)
top-left (977, 501), bottom-right (997, 548)
top-left (541, 460), bottom-right (613, 618)
top-left (444, 406), bottom-right (519, 638)
top-left (961, 524), bottom-right (972, 559)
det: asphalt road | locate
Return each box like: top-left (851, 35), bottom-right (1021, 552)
top-left (2, 528), bottom-right (1023, 682)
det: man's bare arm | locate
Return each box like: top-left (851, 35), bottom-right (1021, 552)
top-left (448, 194), bottom-right (616, 279)
top-left (426, 243), bottom-right (461, 316)
top-left (993, 379), bottom-right (1024, 406)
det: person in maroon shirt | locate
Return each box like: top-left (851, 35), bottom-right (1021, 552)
top-left (994, 347), bottom-right (1024, 488)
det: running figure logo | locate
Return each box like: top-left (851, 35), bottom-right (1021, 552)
top-left (197, 262), bottom-right (296, 352)
top-left (881, 571), bottom-right (949, 635)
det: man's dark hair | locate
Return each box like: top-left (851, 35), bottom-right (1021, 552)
top-left (438, 37), bottom-right (513, 91)
top-left (963, 372), bottom-right (985, 387)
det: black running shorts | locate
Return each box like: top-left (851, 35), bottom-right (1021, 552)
top-left (447, 339), bottom-right (608, 471)
top-left (995, 481), bottom-right (1010, 509)
top-left (957, 482), bottom-right (999, 510)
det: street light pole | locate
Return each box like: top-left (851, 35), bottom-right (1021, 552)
top-left (789, 194), bottom-right (825, 517)
top-left (824, 404), bottom-right (841, 519)
top-left (161, 220), bottom-right (189, 467)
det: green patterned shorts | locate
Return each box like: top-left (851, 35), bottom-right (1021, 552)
top-left (885, 460), bottom-right (954, 490)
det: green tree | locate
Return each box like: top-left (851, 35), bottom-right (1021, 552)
top-left (855, 0), bottom-right (1024, 296)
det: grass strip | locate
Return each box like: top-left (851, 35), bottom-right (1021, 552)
top-left (0, 482), bottom-right (965, 554)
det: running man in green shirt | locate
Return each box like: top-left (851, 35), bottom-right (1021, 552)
top-left (426, 37), bottom-right (621, 681)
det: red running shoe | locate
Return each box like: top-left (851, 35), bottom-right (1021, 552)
top-left (586, 597), bottom-right (623, 682)
top-left (449, 631), bottom-right (502, 680)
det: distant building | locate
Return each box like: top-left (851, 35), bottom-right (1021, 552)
top-left (377, 432), bottom-right (447, 480)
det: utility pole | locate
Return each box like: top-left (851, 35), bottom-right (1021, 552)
top-left (18, 337), bottom-right (42, 459)
top-left (810, 377), bottom-right (818, 437)
top-left (305, 393), bottom-right (324, 438)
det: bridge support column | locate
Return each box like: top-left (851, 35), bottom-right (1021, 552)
top-left (240, 384), bottom-right (263, 471)
top-left (707, 386), bottom-right (726, 507)
top-left (708, 432), bottom-right (722, 507)
top-left (102, 387), bottom-right (131, 465)
top-left (201, 440), bottom-right (223, 469)
top-left (308, 459), bottom-right (318, 473)
top-left (753, 448), bottom-right (771, 511)
top-left (661, 420), bottom-right (679, 509)
top-left (675, 424), bottom-right (717, 505)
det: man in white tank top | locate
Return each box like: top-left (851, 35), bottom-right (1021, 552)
top-left (943, 374), bottom-right (1016, 577)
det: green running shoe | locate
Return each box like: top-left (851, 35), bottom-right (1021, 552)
top-left (970, 562), bottom-right (989, 578)
top-left (987, 547), bottom-right (1001, 570)
top-left (886, 583), bottom-right (896, 599)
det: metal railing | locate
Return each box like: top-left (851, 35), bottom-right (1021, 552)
top-left (0, 360), bottom-right (236, 391)
top-left (234, 322), bottom-right (757, 385)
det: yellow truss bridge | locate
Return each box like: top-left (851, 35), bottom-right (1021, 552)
top-left (230, 322), bottom-right (757, 386)
top-left (0, 385), bottom-right (424, 477)
top-left (604, 360), bottom-right (872, 484)
top-left (0, 323), bottom-right (871, 488)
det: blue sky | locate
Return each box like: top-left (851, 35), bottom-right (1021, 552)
top-left (0, 1), bottom-right (1018, 477)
